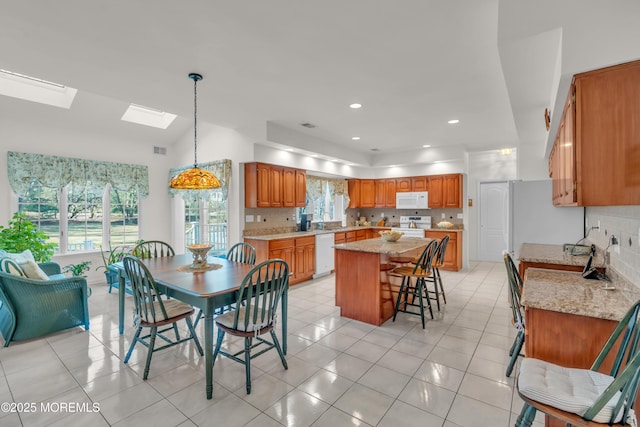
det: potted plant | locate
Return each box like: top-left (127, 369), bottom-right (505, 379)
top-left (63, 261), bottom-right (92, 277)
top-left (96, 240), bottom-right (143, 293)
top-left (0, 212), bottom-right (57, 262)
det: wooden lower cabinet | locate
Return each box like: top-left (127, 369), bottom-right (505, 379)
top-left (244, 236), bottom-right (315, 285)
top-left (424, 230), bottom-right (462, 271)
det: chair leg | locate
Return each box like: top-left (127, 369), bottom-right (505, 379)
top-left (417, 281), bottom-right (426, 329)
top-left (193, 309), bottom-right (203, 329)
top-left (245, 337), bottom-right (252, 394)
top-left (436, 268), bottom-right (446, 304)
top-left (185, 317), bottom-right (203, 356)
top-left (213, 329), bottom-right (225, 364)
top-left (173, 323), bottom-right (181, 340)
top-left (506, 330), bottom-right (524, 377)
top-left (515, 403), bottom-right (536, 427)
top-left (392, 277), bottom-right (408, 322)
top-left (270, 330), bottom-right (288, 370)
top-left (143, 327), bottom-right (157, 380)
top-left (124, 326), bottom-right (142, 363)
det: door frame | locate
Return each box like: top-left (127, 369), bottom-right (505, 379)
top-left (477, 180), bottom-right (510, 262)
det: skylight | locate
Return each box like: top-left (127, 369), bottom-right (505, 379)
top-left (121, 104), bottom-right (177, 129)
top-left (0, 69), bottom-right (77, 109)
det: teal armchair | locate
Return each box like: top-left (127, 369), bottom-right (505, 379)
top-left (0, 261), bottom-right (90, 347)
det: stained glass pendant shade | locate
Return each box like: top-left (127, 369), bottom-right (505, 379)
top-left (169, 73), bottom-right (221, 190)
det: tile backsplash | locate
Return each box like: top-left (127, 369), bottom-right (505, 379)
top-left (243, 208), bottom-right (298, 236)
top-left (348, 208), bottom-right (463, 228)
top-left (585, 205), bottom-right (640, 286)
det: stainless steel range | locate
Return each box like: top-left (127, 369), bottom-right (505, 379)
top-left (391, 215), bottom-right (432, 238)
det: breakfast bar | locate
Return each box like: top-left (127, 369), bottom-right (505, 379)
top-left (334, 237), bottom-right (431, 325)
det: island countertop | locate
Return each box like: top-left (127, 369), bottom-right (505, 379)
top-left (334, 237), bottom-right (432, 256)
top-left (518, 243), bottom-right (605, 268)
top-left (522, 268), bottom-right (640, 321)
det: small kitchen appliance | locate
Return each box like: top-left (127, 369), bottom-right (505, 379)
top-left (300, 213), bottom-right (311, 231)
top-left (391, 215), bottom-right (432, 238)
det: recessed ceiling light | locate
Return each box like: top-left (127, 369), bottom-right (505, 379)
top-left (448, 119), bottom-right (460, 124)
top-left (349, 103), bottom-right (362, 109)
top-left (121, 104), bottom-right (177, 129)
top-left (0, 69), bottom-right (77, 109)
top-left (422, 145), bottom-right (431, 148)
top-left (284, 148), bottom-right (294, 152)
top-left (310, 154), bottom-right (318, 158)
top-left (352, 136), bottom-right (360, 140)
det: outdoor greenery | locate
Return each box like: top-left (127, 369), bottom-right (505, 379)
top-left (0, 212), bottom-right (57, 262)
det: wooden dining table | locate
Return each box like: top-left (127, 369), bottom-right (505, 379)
top-left (111, 254), bottom-right (288, 399)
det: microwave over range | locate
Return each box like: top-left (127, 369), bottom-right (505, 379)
top-left (395, 191), bottom-right (429, 209)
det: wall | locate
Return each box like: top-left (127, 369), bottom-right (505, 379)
top-left (585, 206), bottom-right (640, 285)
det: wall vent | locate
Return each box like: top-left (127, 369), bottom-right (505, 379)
top-left (370, 148), bottom-right (380, 152)
top-left (300, 122), bottom-right (317, 128)
top-left (153, 146), bottom-right (167, 155)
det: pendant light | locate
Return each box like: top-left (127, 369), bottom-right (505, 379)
top-left (169, 73), bottom-right (221, 190)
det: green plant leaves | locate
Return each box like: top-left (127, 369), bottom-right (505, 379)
top-left (0, 212), bottom-right (57, 262)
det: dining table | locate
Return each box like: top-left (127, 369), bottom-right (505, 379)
top-left (110, 254), bottom-right (288, 399)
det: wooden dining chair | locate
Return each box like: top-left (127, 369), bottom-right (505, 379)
top-left (504, 251), bottom-right (524, 377)
top-left (212, 259), bottom-right (289, 394)
top-left (132, 240), bottom-right (175, 259)
top-left (391, 240), bottom-right (439, 328)
top-left (515, 299), bottom-right (640, 427)
top-left (122, 256), bottom-right (203, 380)
top-left (425, 234), bottom-right (449, 310)
top-left (193, 242), bottom-right (257, 328)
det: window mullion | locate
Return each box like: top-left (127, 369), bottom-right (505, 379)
top-left (59, 187), bottom-right (68, 254)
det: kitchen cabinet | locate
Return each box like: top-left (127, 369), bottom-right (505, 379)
top-left (396, 177), bottom-right (412, 192)
top-left (244, 235), bottom-right (315, 285)
top-left (347, 179), bottom-right (360, 208)
top-left (374, 179), bottom-right (396, 208)
top-left (334, 231), bottom-right (346, 244)
top-left (427, 174), bottom-right (462, 208)
top-left (355, 230), bottom-right (367, 241)
top-left (424, 230), bottom-right (462, 271)
top-left (245, 162), bottom-right (306, 208)
top-left (411, 176), bottom-right (428, 192)
top-left (359, 179), bottom-right (375, 208)
top-left (550, 59), bottom-right (640, 206)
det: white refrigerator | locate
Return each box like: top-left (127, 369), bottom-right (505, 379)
top-left (508, 180), bottom-right (584, 257)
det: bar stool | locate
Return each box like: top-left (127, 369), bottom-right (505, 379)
top-left (391, 240), bottom-right (439, 328)
top-left (425, 235), bottom-right (449, 311)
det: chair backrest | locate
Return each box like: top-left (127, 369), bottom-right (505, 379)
top-left (229, 259), bottom-right (289, 332)
top-left (434, 235), bottom-right (450, 266)
top-left (582, 300), bottom-right (640, 423)
top-left (122, 255), bottom-right (170, 324)
top-left (413, 240), bottom-right (439, 274)
top-left (226, 242), bottom-right (256, 265)
top-left (132, 241), bottom-right (175, 259)
top-left (503, 252), bottom-right (524, 329)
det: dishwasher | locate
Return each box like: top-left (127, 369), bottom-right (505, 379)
top-left (314, 233), bottom-right (334, 278)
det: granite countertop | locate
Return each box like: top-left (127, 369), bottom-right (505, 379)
top-left (518, 243), bottom-right (606, 268)
top-left (244, 226), bottom-right (462, 241)
top-left (522, 268), bottom-right (640, 321)
top-left (334, 237), bottom-right (432, 255)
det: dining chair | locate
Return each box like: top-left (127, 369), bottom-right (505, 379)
top-left (132, 240), bottom-right (175, 259)
top-left (193, 242), bottom-right (257, 328)
top-left (515, 299), bottom-right (640, 427)
top-left (212, 259), bottom-right (289, 394)
top-left (425, 235), bottom-right (449, 310)
top-left (122, 256), bottom-right (203, 380)
top-left (391, 240), bottom-right (439, 328)
top-left (504, 251), bottom-right (524, 377)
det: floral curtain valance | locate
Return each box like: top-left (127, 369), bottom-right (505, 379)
top-left (306, 176), bottom-right (350, 211)
top-left (7, 151), bottom-right (149, 198)
top-left (167, 159), bottom-right (232, 202)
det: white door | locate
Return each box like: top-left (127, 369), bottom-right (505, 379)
top-left (479, 181), bottom-right (509, 262)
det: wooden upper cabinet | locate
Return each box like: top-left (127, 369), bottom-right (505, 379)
top-left (428, 175), bottom-right (444, 208)
top-left (360, 179), bottom-right (375, 207)
top-left (396, 177), bottom-right (412, 192)
top-left (411, 176), bottom-right (428, 192)
top-left (550, 59), bottom-right (640, 206)
top-left (244, 162), bottom-right (305, 208)
top-left (385, 179), bottom-right (396, 207)
top-left (295, 169), bottom-right (306, 207)
top-left (348, 179), bottom-right (361, 208)
top-left (443, 174), bottom-right (462, 208)
top-left (374, 179), bottom-right (386, 207)
top-left (282, 167), bottom-right (296, 207)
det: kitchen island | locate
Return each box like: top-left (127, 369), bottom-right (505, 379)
top-left (334, 237), bottom-right (431, 325)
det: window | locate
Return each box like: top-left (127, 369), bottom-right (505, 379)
top-left (18, 180), bottom-right (139, 253)
top-left (302, 177), bottom-right (348, 224)
top-left (184, 192), bottom-right (228, 257)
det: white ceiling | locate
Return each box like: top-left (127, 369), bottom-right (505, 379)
top-left (1, 1), bottom-right (639, 167)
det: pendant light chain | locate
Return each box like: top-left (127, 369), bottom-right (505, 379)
top-left (193, 74), bottom-right (198, 168)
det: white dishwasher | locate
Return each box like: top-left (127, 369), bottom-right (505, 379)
top-left (314, 233), bottom-right (334, 278)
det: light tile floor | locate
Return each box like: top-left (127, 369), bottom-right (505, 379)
top-left (0, 261), bottom-right (545, 426)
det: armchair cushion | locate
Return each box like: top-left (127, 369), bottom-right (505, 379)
top-left (1, 250), bottom-right (49, 280)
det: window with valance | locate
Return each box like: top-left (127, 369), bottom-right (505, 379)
top-left (305, 176), bottom-right (350, 222)
top-left (6, 151), bottom-right (149, 253)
